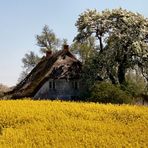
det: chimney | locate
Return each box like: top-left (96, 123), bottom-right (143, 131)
top-left (63, 44), bottom-right (69, 51)
top-left (46, 50), bottom-right (52, 58)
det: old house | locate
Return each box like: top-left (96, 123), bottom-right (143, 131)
top-left (9, 45), bottom-right (84, 100)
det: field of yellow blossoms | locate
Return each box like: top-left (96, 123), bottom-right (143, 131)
top-left (0, 100), bottom-right (148, 148)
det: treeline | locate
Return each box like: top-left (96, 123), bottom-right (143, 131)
top-left (0, 84), bottom-right (10, 98)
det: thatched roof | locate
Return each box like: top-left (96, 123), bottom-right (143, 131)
top-left (8, 45), bottom-right (82, 98)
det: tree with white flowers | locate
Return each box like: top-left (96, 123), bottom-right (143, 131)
top-left (75, 8), bottom-right (148, 85)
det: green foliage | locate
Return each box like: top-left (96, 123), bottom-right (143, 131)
top-left (0, 92), bottom-right (4, 98)
top-left (18, 51), bottom-right (40, 82)
top-left (81, 52), bottom-right (100, 86)
top-left (22, 51), bottom-right (40, 71)
top-left (36, 25), bottom-right (61, 53)
top-left (71, 36), bottom-right (96, 63)
top-left (122, 71), bottom-right (147, 97)
top-left (90, 82), bottom-right (132, 104)
top-left (19, 25), bottom-right (63, 82)
top-left (75, 8), bottom-right (148, 84)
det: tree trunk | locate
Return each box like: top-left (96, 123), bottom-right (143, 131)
top-left (107, 68), bottom-right (117, 84)
top-left (109, 73), bottom-right (117, 84)
top-left (98, 36), bottom-right (103, 52)
top-left (118, 63), bottom-right (126, 84)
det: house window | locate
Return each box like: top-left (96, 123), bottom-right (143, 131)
top-left (53, 81), bottom-right (55, 89)
top-left (49, 82), bottom-right (52, 89)
top-left (72, 81), bottom-right (79, 90)
top-left (49, 81), bottom-right (56, 89)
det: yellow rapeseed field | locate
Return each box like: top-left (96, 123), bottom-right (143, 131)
top-left (0, 100), bottom-right (148, 148)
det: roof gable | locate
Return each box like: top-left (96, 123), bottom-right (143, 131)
top-left (9, 47), bottom-right (81, 98)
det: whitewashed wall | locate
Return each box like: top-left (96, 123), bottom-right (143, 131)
top-left (34, 79), bottom-right (82, 100)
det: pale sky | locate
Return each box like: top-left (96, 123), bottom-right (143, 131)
top-left (0, 0), bottom-right (148, 86)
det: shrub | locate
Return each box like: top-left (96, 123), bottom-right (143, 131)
top-left (0, 92), bottom-right (4, 98)
top-left (90, 82), bottom-right (132, 104)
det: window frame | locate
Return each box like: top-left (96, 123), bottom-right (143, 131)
top-left (49, 80), bottom-right (56, 90)
top-left (72, 81), bottom-right (79, 90)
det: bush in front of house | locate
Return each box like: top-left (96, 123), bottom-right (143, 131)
top-left (89, 82), bottom-right (132, 104)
